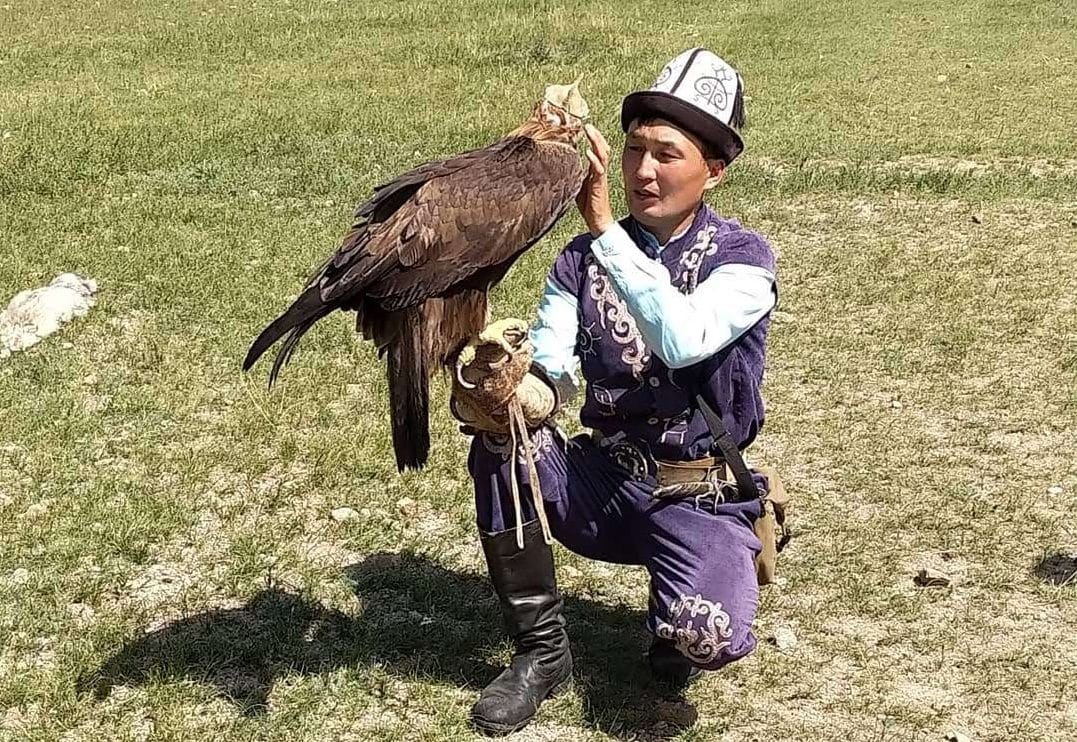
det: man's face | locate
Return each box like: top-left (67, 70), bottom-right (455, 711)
top-left (621, 117), bottom-right (724, 227)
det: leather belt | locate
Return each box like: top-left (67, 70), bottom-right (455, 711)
top-left (590, 394), bottom-right (760, 507)
top-left (655, 456), bottom-right (729, 487)
top-left (652, 456), bottom-right (759, 504)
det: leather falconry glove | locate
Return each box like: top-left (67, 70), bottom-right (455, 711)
top-left (450, 318), bottom-right (558, 435)
top-left (450, 317), bottom-right (559, 549)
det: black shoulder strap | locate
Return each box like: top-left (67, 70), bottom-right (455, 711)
top-left (695, 394), bottom-right (759, 500)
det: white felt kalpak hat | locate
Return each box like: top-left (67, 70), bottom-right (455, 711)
top-left (621, 48), bottom-right (746, 164)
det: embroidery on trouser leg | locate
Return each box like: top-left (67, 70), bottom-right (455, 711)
top-left (654, 593), bottom-right (734, 664)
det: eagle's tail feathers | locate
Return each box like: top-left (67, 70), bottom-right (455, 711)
top-left (388, 306), bottom-right (430, 470)
top-left (243, 285), bottom-right (330, 378)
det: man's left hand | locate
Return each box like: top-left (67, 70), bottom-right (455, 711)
top-left (576, 124), bottom-right (615, 238)
top-left (451, 318), bottom-right (556, 434)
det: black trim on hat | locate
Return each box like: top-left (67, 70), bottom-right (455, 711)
top-left (670, 47), bottom-right (704, 93)
top-left (620, 90), bottom-right (745, 165)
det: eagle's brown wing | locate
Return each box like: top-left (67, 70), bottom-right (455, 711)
top-left (244, 134), bottom-right (581, 384)
top-left (314, 142), bottom-right (501, 294)
top-left (355, 143), bottom-right (497, 223)
top-left (319, 136), bottom-right (585, 308)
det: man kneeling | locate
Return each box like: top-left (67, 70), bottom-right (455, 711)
top-left (454, 48), bottom-right (779, 735)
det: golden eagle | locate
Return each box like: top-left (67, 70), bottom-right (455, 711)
top-left (243, 82), bottom-right (588, 470)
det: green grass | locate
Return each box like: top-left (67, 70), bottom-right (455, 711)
top-left (2, 1), bottom-right (1076, 740)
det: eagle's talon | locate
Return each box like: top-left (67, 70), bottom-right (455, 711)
top-left (455, 355), bottom-right (478, 389)
top-left (457, 344), bottom-right (477, 368)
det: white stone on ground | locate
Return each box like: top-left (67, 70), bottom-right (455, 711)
top-left (769, 626), bottom-right (798, 652)
top-left (0, 273), bottom-right (98, 358)
top-left (330, 507), bottom-right (360, 522)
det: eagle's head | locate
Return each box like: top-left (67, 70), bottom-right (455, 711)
top-left (525, 78), bottom-right (588, 143)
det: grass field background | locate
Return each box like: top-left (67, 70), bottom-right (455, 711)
top-left (2, 1), bottom-right (1076, 740)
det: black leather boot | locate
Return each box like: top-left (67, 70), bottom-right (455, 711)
top-left (471, 520), bottom-right (573, 736)
top-left (647, 637), bottom-right (702, 691)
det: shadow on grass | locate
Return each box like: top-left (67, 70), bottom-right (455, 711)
top-left (1035, 552), bottom-right (1077, 586)
top-left (80, 552), bottom-right (697, 739)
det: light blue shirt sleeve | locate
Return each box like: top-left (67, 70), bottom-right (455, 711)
top-left (590, 222), bottom-right (776, 369)
top-left (529, 277), bottom-right (581, 403)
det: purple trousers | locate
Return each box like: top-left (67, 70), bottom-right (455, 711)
top-left (469, 426), bottom-right (764, 671)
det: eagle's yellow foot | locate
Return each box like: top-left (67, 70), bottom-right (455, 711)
top-left (478, 318), bottom-right (529, 355)
top-left (457, 344), bottom-right (477, 368)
